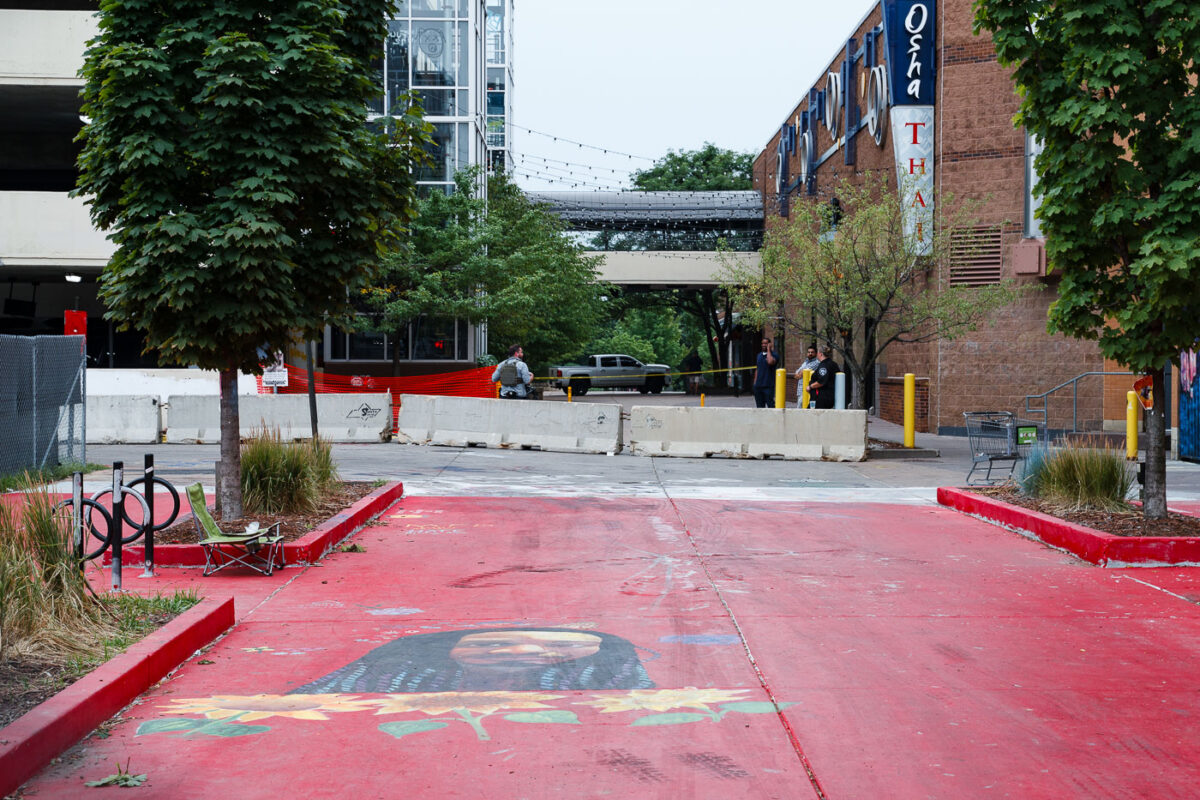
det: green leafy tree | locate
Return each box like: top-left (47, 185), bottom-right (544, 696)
top-left (586, 329), bottom-right (657, 365)
top-left (631, 143), bottom-right (753, 191)
top-left (728, 172), bottom-right (1025, 409)
top-left (367, 170), bottom-right (608, 374)
top-left (77, 0), bottom-right (428, 516)
top-left (485, 175), bottom-right (611, 371)
top-left (974, 0), bottom-right (1199, 519)
top-left (581, 307), bottom-right (689, 369)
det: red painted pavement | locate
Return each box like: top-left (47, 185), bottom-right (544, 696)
top-left (17, 496), bottom-right (1200, 798)
top-left (0, 596), bottom-right (235, 798)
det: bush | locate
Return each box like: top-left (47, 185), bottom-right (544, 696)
top-left (1020, 439), bottom-right (1134, 511)
top-left (1, 475), bottom-right (200, 692)
top-left (0, 478), bottom-right (99, 663)
top-left (241, 429), bottom-right (339, 515)
top-left (308, 437), bottom-right (339, 493)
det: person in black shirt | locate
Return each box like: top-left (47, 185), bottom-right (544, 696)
top-left (752, 336), bottom-right (780, 408)
top-left (808, 345), bottom-right (840, 409)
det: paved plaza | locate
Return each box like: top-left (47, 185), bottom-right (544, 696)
top-left (18, 412), bottom-right (1200, 798)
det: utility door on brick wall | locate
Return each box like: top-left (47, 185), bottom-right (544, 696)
top-left (1180, 366), bottom-right (1200, 463)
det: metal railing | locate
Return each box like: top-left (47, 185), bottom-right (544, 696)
top-left (1024, 371), bottom-right (1132, 433)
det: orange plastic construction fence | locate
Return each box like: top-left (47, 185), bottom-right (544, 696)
top-left (256, 363), bottom-right (495, 431)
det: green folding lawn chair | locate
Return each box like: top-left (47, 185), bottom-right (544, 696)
top-left (186, 483), bottom-right (285, 576)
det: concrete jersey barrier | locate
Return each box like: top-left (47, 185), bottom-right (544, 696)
top-left (87, 396), bottom-right (161, 444)
top-left (628, 406), bottom-right (867, 461)
top-left (396, 394), bottom-right (622, 455)
top-left (166, 393), bottom-right (392, 443)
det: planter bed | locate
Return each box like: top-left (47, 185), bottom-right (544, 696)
top-left (111, 481), bottom-right (404, 569)
top-left (937, 486), bottom-right (1200, 567)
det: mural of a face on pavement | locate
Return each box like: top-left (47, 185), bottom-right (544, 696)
top-left (290, 628), bottom-right (656, 694)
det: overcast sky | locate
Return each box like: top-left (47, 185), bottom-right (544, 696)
top-left (510, 0), bottom-right (878, 191)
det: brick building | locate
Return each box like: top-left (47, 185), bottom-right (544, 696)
top-left (752, 0), bottom-right (1135, 435)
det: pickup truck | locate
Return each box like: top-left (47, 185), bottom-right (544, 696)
top-left (547, 354), bottom-right (670, 396)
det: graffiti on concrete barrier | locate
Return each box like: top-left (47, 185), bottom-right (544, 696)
top-left (347, 404), bottom-right (381, 420)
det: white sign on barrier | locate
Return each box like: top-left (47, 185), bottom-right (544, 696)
top-left (262, 353), bottom-right (288, 388)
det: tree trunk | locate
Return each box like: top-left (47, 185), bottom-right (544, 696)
top-left (218, 367), bottom-right (243, 519)
top-left (1143, 367), bottom-right (1167, 520)
top-left (849, 367), bottom-right (866, 411)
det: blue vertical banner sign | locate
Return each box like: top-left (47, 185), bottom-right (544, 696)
top-left (881, 0), bottom-right (937, 107)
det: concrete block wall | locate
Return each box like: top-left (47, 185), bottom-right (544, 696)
top-left (396, 395), bottom-right (622, 455)
top-left (165, 394), bottom-right (392, 443)
top-left (87, 396), bottom-right (160, 444)
top-left (628, 406), bottom-right (866, 461)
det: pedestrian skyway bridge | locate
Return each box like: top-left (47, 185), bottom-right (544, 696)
top-left (523, 190), bottom-right (763, 289)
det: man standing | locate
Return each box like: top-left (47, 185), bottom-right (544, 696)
top-left (808, 345), bottom-right (840, 410)
top-left (492, 344), bottom-right (534, 399)
top-left (681, 350), bottom-right (703, 395)
top-left (794, 344), bottom-right (821, 408)
top-left (753, 336), bottom-right (780, 408)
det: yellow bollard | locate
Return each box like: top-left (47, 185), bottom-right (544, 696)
top-left (1127, 390), bottom-right (1138, 460)
top-left (775, 368), bottom-right (787, 409)
top-left (495, 381), bottom-right (501, 398)
top-left (903, 373), bottom-right (916, 448)
top-left (567, 386), bottom-right (572, 403)
top-left (801, 369), bottom-right (812, 408)
top-left (700, 393), bottom-right (705, 407)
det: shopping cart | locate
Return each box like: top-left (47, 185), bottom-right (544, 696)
top-left (963, 411), bottom-right (1046, 485)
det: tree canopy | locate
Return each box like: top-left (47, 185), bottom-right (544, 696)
top-left (631, 143), bottom-right (754, 191)
top-left (365, 169), bottom-right (609, 373)
top-left (77, 0), bottom-right (428, 514)
top-left (728, 172), bottom-right (1024, 409)
top-left (974, 0), bottom-right (1199, 518)
top-left (80, 0), bottom-right (427, 371)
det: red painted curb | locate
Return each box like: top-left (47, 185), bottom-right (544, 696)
top-left (0, 595), bottom-right (235, 797)
top-left (287, 481), bottom-right (404, 564)
top-left (937, 486), bottom-right (1200, 567)
top-left (118, 481), bottom-right (404, 568)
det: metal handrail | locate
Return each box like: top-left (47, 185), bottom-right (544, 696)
top-left (1024, 371), bottom-right (1132, 432)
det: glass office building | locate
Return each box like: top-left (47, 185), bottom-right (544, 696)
top-left (372, 0), bottom-right (489, 195)
top-left (485, 0), bottom-right (514, 174)
top-left (325, 0), bottom-right (500, 370)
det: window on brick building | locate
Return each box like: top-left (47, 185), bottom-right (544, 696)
top-left (1024, 131), bottom-right (1044, 238)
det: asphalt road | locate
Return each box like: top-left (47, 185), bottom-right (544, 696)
top-left (81, 401), bottom-right (1200, 502)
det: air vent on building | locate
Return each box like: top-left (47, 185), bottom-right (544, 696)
top-left (948, 226), bottom-right (1003, 286)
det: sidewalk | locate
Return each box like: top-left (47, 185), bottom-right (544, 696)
top-left (17, 478), bottom-right (1200, 797)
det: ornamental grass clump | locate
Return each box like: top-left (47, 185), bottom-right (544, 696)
top-left (1020, 439), bottom-right (1134, 512)
top-left (241, 428), bottom-right (339, 515)
top-left (0, 478), bottom-right (107, 663)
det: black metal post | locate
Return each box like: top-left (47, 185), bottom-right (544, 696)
top-left (307, 340), bottom-right (319, 440)
top-left (142, 454), bottom-right (155, 577)
top-left (72, 470), bottom-right (83, 562)
top-left (111, 461), bottom-right (123, 591)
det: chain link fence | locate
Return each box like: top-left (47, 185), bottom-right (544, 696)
top-left (0, 335), bottom-right (86, 476)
